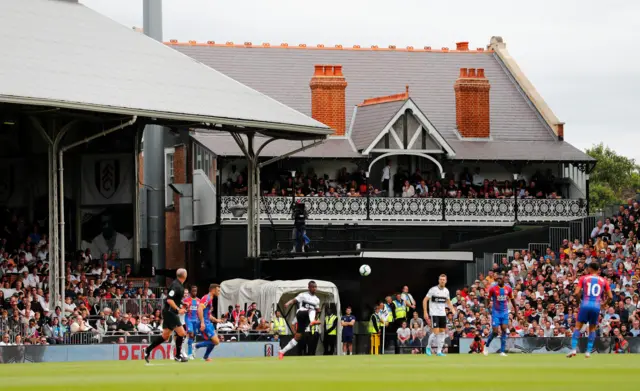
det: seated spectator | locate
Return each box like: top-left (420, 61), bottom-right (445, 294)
top-left (397, 321), bottom-right (411, 347)
top-left (116, 313), bottom-right (134, 335)
top-left (63, 296), bottom-right (76, 318)
top-left (237, 315), bottom-right (252, 335)
top-left (409, 311), bottom-right (424, 336)
top-left (411, 329), bottom-right (428, 354)
top-left (217, 315), bottom-right (235, 333)
top-left (96, 316), bottom-right (109, 336)
top-left (255, 318), bottom-right (271, 333)
top-left (0, 333), bottom-right (12, 346)
top-left (70, 315), bottom-right (91, 333)
top-left (401, 180), bottom-right (415, 198)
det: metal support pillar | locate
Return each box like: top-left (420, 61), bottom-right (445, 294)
top-left (513, 173), bottom-right (519, 222)
top-left (585, 174), bottom-right (590, 214)
top-left (144, 124), bottom-right (167, 278)
top-left (133, 127), bottom-right (142, 273)
top-left (143, 0), bottom-right (166, 280)
top-left (440, 172), bottom-right (447, 221)
top-left (365, 171), bottom-right (371, 220)
top-left (255, 165), bottom-right (261, 259)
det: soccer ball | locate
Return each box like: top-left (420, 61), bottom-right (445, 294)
top-left (359, 264), bottom-right (371, 276)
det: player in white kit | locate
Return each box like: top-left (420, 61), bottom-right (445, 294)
top-left (170, 288), bottom-right (190, 359)
top-left (279, 281), bottom-right (321, 360)
top-left (423, 274), bottom-right (455, 357)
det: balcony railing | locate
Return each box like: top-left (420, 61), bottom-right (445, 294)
top-left (220, 196), bottom-right (586, 223)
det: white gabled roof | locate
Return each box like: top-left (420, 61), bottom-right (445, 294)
top-left (0, 0), bottom-right (331, 137)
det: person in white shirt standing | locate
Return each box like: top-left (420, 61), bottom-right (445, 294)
top-left (381, 160), bottom-right (391, 197)
top-left (423, 274), bottom-right (455, 357)
top-left (401, 286), bottom-right (417, 319)
top-left (279, 281), bottom-right (320, 360)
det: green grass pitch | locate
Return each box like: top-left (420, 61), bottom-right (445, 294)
top-left (1, 354), bottom-right (638, 391)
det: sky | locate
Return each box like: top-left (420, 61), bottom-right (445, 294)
top-left (81, 0), bottom-right (640, 160)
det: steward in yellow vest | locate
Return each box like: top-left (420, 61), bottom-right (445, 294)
top-left (270, 310), bottom-right (287, 335)
top-left (323, 310), bottom-right (338, 355)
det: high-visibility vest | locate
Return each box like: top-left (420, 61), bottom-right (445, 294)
top-left (393, 300), bottom-right (407, 319)
top-left (310, 323), bottom-right (319, 335)
top-left (271, 317), bottom-right (286, 335)
top-left (325, 314), bottom-right (337, 335)
top-left (383, 304), bottom-right (393, 322)
top-left (368, 313), bottom-right (380, 334)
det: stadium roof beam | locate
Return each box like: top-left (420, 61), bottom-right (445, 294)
top-left (0, 0), bottom-right (331, 139)
top-left (0, 0), bottom-right (334, 310)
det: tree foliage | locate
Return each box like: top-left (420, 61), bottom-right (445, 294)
top-left (586, 143), bottom-right (639, 210)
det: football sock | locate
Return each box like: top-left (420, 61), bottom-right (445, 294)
top-left (204, 342), bottom-right (215, 359)
top-left (195, 340), bottom-right (212, 349)
top-left (175, 335), bottom-right (184, 357)
top-left (500, 332), bottom-right (507, 353)
top-left (427, 333), bottom-right (436, 349)
top-left (436, 333), bottom-right (445, 354)
top-left (586, 331), bottom-right (596, 353)
top-left (187, 337), bottom-right (194, 356)
top-left (146, 335), bottom-right (165, 355)
top-left (281, 339), bottom-right (298, 354)
top-left (486, 331), bottom-right (495, 347)
top-left (571, 329), bottom-right (581, 350)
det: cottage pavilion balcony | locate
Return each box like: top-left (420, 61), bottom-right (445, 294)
top-left (219, 195), bottom-right (586, 224)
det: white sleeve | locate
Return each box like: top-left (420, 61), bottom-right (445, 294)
top-left (294, 293), bottom-right (304, 303)
top-left (426, 287), bottom-right (433, 299)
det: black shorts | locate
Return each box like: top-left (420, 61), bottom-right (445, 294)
top-left (342, 334), bottom-right (353, 343)
top-left (162, 310), bottom-right (182, 331)
top-left (431, 315), bottom-right (447, 330)
top-left (296, 311), bottom-right (311, 334)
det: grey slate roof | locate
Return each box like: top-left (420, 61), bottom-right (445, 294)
top-left (446, 140), bottom-right (595, 162)
top-left (0, 1), bottom-right (330, 137)
top-left (172, 45), bottom-right (554, 141)
top-left (350, 100), bottom-right (406, 150)
top-left (192, 132), bottom-right (360, 158)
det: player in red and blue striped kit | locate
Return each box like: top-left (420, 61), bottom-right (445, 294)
top-left (195, 284), bottom-right (222, 362)
top-left (485, 275), bottom-right (517, 356)
top-left (567, 262), bottom-right (612, 358)
top-left (183, 286), bottom-right (200, 359)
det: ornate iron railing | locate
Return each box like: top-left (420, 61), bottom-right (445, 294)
top-left (219, 196), bottom-right (586, 223)
top-left (369, 197), bottom-right (442, 221)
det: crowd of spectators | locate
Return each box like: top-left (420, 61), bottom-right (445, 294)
top-left (393, 166), bottom-right (562, 199)
top-left (0, 211), bottom-right (166, 346)
top-left (221, 163), bottom-right (564, 200)
top-left (215, 302), bottom-right (282, 342)
top-left (442, 205), bottom-right (640, 353)
top-left (222, 165), bottom-right (382, 198)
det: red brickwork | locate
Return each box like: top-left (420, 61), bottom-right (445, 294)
top-left (310, 64), bottom-right (348, 136)
top-left (454, 67), bottom-right (491, 138)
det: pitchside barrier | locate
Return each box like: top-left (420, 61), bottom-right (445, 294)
top-left (297, 333), bottom-right (640, 355)
top-left (460, 337), bottom-right (639, 354)
top-left (0, 341), bottom-right (278, 364)
top-left (63, 330), bottom-right (278, 345)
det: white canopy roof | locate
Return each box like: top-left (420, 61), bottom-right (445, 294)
top-left (219, 279), bottom-right (340, 319)
top-left (0, 0), bottom-right (331, 137)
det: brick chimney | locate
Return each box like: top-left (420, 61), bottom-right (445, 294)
top-left (310, 65), bottom-right (348, 136)
top-left (454, 67), bottom-right (491, 138)
top-left (456, 41), bottom-right (469, 51)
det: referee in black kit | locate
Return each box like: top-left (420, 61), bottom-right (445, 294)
top-left (145, 268), bottom-right (189, 363)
